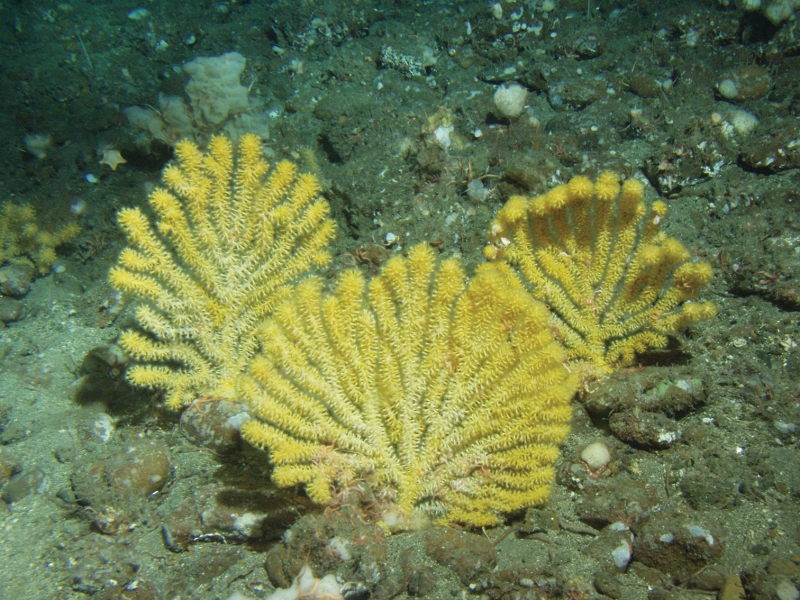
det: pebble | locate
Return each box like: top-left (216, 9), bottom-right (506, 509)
top-left (0, 262), bottom-right (35, 297)
top-left (777, 579), bottom-right (800, 600)
top-left (594, 571), bottom-right (623, 599)
top-left (181, 400), bottom-right (249, 455)
top-left (1, 468), bottom-right (47, 504)
top-left (716, 65), bottom-right (771, 101)
top-left (0, 297), bottom-right (22, 324)
top-left (775, 421), bottom-right (798, 434)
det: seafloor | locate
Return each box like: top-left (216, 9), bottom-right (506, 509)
top-left (0, 0), bottom-right (799, 599)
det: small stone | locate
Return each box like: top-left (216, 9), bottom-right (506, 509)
top-left (520, 508), bottom-right (559, 534)
top-left (0, 452), bottom-right (20, 489)
top-left (71, 438), bottom-right (171, 509)
top-left (1, 468), bottom-right (47, 504)
top-left (0, 262), bottom-right (35, 297)
top-left (716, 66), bottom-right (771, 101)
top-left (776, 579), bottom-right (800, 600)
top-left (594, 571), bottom-right (622, 599)
top-left (424, 527), bottom-right (498, 585)
top-left (768, 557), bottom-right (800, 578)
top-left (609, 409), bottom-right (678, 449)
top-left (407, 570), bottom-right (437, 597)
top-left (91, 413), bottom-right (115, 443)
top-left (611, 539), bottom-right (632, 569)
top-left (180, 399), bottom-right (248, 455)
top-left (633, 515), bottom-right (724, 583)
top-left (0, 297), bottom-right (22, 324)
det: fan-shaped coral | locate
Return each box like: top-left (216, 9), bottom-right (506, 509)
top-left (109, 134), bottom-right (335, 408)
top-left (485, 172), bottom-right (716, 377)
top-left (240, 244), bottom-right (577, 527)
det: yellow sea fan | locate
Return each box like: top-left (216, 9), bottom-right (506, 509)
top-left (485, 172), bottom-right (716, 377)
top-left (240, 244), bottom-right (577, 528)
top-left (109, 133), bottom-right (336, 409)
top-left (0, 201), bottom-right (79, 273)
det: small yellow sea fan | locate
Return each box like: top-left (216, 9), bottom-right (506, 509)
top-left (485, 172), bottom-right (716, 377)
top-left (0, 201), bottom-right (79, 273)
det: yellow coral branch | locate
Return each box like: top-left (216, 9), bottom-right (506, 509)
top-left (485, 172), bottom-right (716, 376)
top-left (0, 201), bottom-right (79, 273)
top-left (110, 134), bottom-right (335, 409)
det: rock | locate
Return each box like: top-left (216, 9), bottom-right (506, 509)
top-left (0, 262), bottom-right (35, 297)
top-left (594, 571), bottom-right (623, 599)
top-left (197, 485), bottom-right (301, 541)
top-left (584, 368), bottom-right (708, 449)
top-left (0, 296), bottom-right (22, 324)
top-left (407, 572), bottom-right (436, 596)
top-left (574, 476), bottom-right (660, 530)
top-left (584, 368), bottom-right (707, 419)
top-left (628, 74), bottom-right (663, 98)
top-left (632, 516), bottom-right (724, 584)
top-left (180, 399), bottom-right (249, 455)
top-left (520, 508), bottom-right (560, 534)
top-left (768, 557), bottom-right (800, 578)
top-left (740, 122), bottom-right (800, 172)
top-left (644, 141), bottom-right (729, 197)
top-left (70, 438), bottom-right (171, 534)
top-left (776, 579), bottom-right (800, 600)
top-left (0, 451), bottom-right (20, 488)
top-left (609, 409), bottom-right (678, 449)
top-left (560, 30), bottom-right (604, 59)
top-left (716, 66), bottom-right (771, 101)
top-left (424, 527), bottom-right (498, 585)
top-left (548, 75), bottom-right (607, 110)
top-left (585, 527), bottom-right (634, 572)
top-left (1, 467), bottom-right (47, 504)
top-left (262, 511), bottom-right (384, 594)
top-left (679, 469), bottom-right (734, 509)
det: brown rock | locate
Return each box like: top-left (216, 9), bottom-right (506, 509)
top-left (767, 557), bottom-right (800, 578)
top-left (71, 438), bottom-right (171, 511)
top-left (548, 75), bottom-right (607, 109)
top-left (1, 468), bottom-right (46, 504)
top-left (633, 516), bottom-right (724, 584)
top-left (180, 399), bottom-right (249, 455)
top-left (0, 297), bottom-right (22, 324)
top-left (0, 262), bottom-right (35, 296)
top-left (629, 74), bottom-right (663, 98)
top-left (740, 122), bottom-right (800, 172)
top-left (424, 527), bottom-right (498, 585)
top-left (609, 409), bottom-right (677, 449)
top-left (716, 66), bottom-right (771, 101)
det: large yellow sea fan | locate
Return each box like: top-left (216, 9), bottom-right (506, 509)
top-left (109, 134), bottom-right (336, 409)
top-left (485, 172), bottom-right (716, 377)
top-left (240, 244), bottom-right (577, 528)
